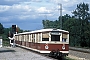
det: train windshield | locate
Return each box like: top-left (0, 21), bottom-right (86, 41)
top-left (50, 31), bottom-right (60, 41)
top-left (51, 35), bottom-right (60, 41)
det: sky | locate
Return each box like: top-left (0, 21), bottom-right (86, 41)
top-left (0, 0), bottom-right (90, 30)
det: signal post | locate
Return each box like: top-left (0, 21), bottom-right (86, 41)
top-left (8, 25), bottom-right (18, 47)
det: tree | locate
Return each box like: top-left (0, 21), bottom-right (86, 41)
top-left (0, 23), bottom-right (4, 34)
top-left (72, 2), bottom-right (90, 21)
top-left (62, 14), bottom-right (71, 29)
top-left (72, 2), bottom-right (90, 47)
top-left (16, 27), bottom-right (23, 33)
top-left (62, 14), bottom-right (71, 23)
top-left (63, 18), bottom-right (81, 46)
top-left (42, 20), bottom-right (50, 29)
top-left (42, 14), bottom-right (71, 29)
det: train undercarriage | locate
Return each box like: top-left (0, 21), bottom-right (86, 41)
top-left (49, 50), bottom-right (68, 59)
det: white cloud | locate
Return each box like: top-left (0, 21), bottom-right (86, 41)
top-left (37, 7), bottom-right (52, 14)
top-left (30, 0), bottom-right (42, 2)
top-left (0, 0), bottom-right (90, 30)
top-left (19, 15), bottom-right (30, 20)
top-left (11, 4), bottom-right (32, 12)
top-left (0, 5), bottom-right (11, 12)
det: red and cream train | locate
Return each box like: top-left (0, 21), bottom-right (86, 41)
top-left (14, 28), bottom-right (69, 57)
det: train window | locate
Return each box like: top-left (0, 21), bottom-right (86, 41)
top-left (39, 33), bottom-right (41, 42)
top-left (36, 34), bottom-right (38, 42)
top-left (22, 35), bottom-right (24, 41)
top-left (62, 38), bottom-right (67, 42)
top-left (63, 34), bottom-right (67, 38)
top-left (42, 38), bottom-right (49, 41)
top-left (32, 34), bottom-right (35, 42)
top-left (51, 35), bottom-right (60, 41)
top-left (62, 33), bottom-right (68, 42)
top-left (27, 34), bottom-right (29, 42)
top-left (29, 34), bottom-right (31, 42)
top-left (24, 35), bottom-right (26, 41)
top-left (42, 33), bottom-right (49, 41)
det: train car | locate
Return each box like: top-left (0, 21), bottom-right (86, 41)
top-left (14, 28), bottom-right (69, 57)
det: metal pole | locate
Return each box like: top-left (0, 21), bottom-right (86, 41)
top-left (58, 3), bottom-right (62, 29)
top-left (60, 4), bottom-right (62, 29)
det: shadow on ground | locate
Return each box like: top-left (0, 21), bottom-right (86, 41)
top-left (0, 50), bottom-right (16, 53)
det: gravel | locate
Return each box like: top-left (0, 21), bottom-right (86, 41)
top-left (0, 47), bottom-right (53, 60)
top-left (68, 50), bottom-right (90, 60)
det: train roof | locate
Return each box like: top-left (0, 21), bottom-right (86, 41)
top-left (15, 28), bottom-right (69, 35)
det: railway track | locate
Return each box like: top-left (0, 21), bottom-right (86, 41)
top-left (69, 47), bottom-right (90, 60)
top-left (69, 47), bottom-right (90, 53)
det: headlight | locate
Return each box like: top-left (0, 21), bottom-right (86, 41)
top-left (62, 44), bottom-right (65, 50)
top-left (45, 44), bottom-right (49, 49)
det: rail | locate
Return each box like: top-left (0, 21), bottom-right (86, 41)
top-left (69, 47), bottom-right (90, 53)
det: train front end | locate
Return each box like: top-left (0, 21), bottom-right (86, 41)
top-left (39, 29), bottom-right (69, 58)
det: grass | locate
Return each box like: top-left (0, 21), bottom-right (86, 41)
top-left (64, 57), bottom-right (75, 60)
top-left (3, 40), bottom-right (10, 46)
